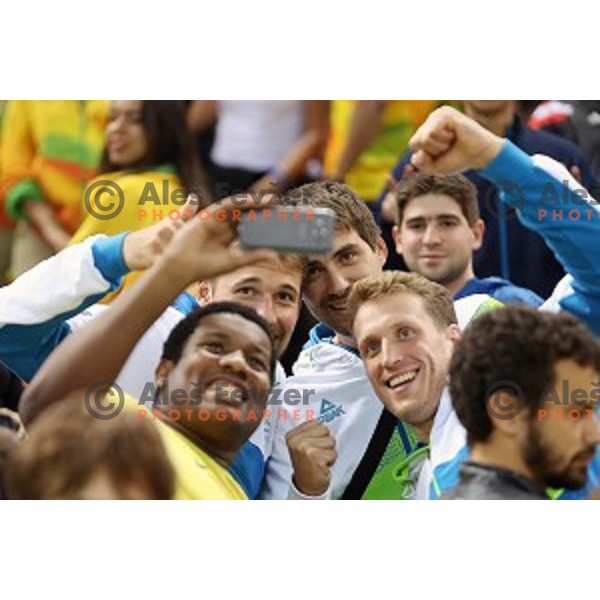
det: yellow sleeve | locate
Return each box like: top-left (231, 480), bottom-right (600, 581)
top-left (71, 172), bottom-right (183, 244)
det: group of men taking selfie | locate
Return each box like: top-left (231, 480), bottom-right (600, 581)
top-left (2, 106), bottom-right (600, 500)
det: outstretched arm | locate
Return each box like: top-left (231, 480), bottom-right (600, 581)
top-left (20, 196), bottom-right (276, 424)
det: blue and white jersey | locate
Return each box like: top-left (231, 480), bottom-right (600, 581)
top-left (479, 142), bottom-right (600, 335)
top-left (259, 293), bottom-right (499, 500)
top-left (415, 389), bottom-right (467, 500)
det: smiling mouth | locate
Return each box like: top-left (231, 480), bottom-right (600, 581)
top-left (385, 370), bottom-right (419, 390)
top-left (109, 140), bottom-right (127, 152)
top-left (328, 301), bottom-right (349, 311)
top-left (205, 379), bottom-right (249, 404)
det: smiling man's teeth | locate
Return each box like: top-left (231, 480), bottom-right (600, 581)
top-left (388, 371), bottom-right (418, 388)
top-left (209, 380), bottom-right (246, 402)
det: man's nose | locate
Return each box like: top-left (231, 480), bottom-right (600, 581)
top-left (326, 267), bottom-right (349, 295)
top-left (422, 224), bottom-right (441, 245)
top-left (584, 411), bottom-right (600, 445)
top-left (253, 295), bottom-right (275, 325)
top-left (218, 349), bottom-right (248, 373)
top-left (381, 338), bottom-right (403, 369)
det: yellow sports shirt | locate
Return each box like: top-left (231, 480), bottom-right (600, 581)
top-left (123, 394), bottom-right (247, 500)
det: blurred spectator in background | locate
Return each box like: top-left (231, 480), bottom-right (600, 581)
top-left (0, 101), bottom-right (13, 284)
top-left (324, 100), bottom-right (436, 211)
top-left (522, 100), bottom-right (600, 181)
top-left (5, 397), bottom-right (175, 500)
top-left (392, 173), bottom-right (543, 305)
top-left (0, 101), bottom-right (109, 276)
top-left (188, 100), bottom-right (328, 199)
top-left (72, 101), bottom-right (206, 241)
top-left (378, 101), bottom-right (598, 299)
top-left (70, 100), bottom-right (207, 294)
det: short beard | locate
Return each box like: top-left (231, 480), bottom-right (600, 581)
top-left (523, 421), bottom-right (589, 491)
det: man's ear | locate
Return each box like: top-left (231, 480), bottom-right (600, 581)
top-left (446, 323), bottom-right (461, 345)
top-left (485, 390), bottom-right (528, 439)
top-left (472, 219), bottom-right (485, 252)
top-left (375, 235), bottom-right (388, 266)
top-left (392, 225), bottom-right (403, 256)
top-left (196, 281), bottom-right (213, 305)
top-left (155, 359), bottom-right (175, 391)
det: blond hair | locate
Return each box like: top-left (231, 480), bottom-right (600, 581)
top-left (350, 271), bottom-right (457, 330)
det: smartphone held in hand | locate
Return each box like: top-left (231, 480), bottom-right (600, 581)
top-left (239, 206), bottom-right (334, 255)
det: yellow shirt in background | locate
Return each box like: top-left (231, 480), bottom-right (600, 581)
top-left (325, 100), bottom-right (438, 201)
top-left (71, 168), bottom-right (184, 242)
top-left (71, 167), bottom-right (185, 297)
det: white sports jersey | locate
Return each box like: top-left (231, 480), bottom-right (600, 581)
top-left (260, 293), bottom-right (500, 499)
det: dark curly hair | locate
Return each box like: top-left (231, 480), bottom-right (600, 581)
top-left (283, 181), bottom-right (381, 250)
top-left (449, 306), bottom-right (600, 445)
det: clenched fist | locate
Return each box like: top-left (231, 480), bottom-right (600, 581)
top-left (286, 420), bottom-right (337, 497)
top-left (409, 106), bottom-right (504, 175)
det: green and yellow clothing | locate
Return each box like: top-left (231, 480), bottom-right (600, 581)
top-left (324, 100), bottom-right (437, 201)
top-left (1, 100), bottom-right (109, 232)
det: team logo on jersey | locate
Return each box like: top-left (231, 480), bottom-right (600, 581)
top-left (318, 399), bottom-right (345, 423)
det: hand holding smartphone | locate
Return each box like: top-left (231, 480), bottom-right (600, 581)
top-left (239, 206), bottom-right (334, 255)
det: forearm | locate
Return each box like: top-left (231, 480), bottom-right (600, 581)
top-left (332, 101), bottom-right (385, 179)
top-left (266, 100), bottom-right (328, 184)
top-left (23, 201), bottom-right (70, 250)
top-left (21, 193), bottom-right (274, 421)
top-left (480, 141), bottom-right (600, 299)
top-left (21, 259), bottom-right (190, 423)
top-left (275, 130), bottom-right (324, 181)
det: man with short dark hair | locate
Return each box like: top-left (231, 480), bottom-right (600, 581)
top-left (392, 172), bottom-right (542, 305)
top-left (377, 100), bottom-right (598, 298)
top-left (260, 181), bottom-right (495, 500)
top-left (445, 306), bottom-right (600, 499)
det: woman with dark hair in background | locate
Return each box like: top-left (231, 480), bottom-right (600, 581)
top-left (72, 100), bottom-right (208, 244)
